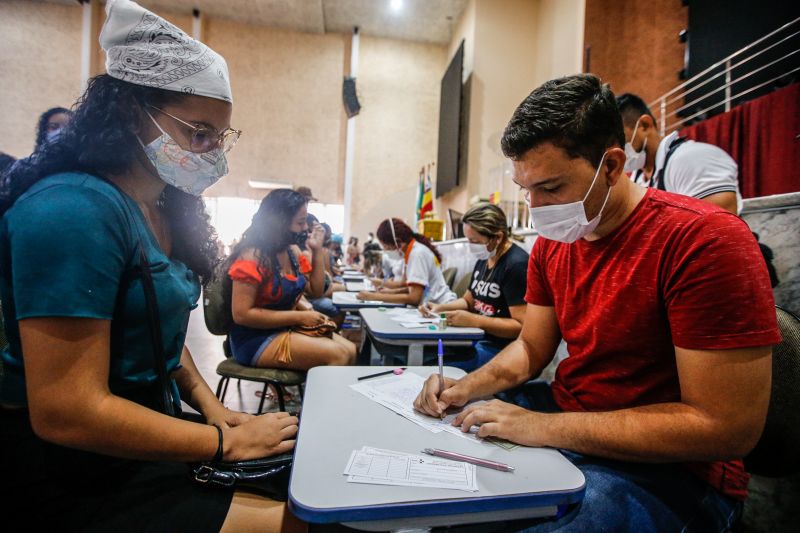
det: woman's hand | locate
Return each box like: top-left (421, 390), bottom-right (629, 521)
top-left (297, 310), bottom-right (328, 327)
top-left (443, 310), bottom-right (477, 328)
top-left (306, 224), bottom-right (325, 251)
top-left (205, 406), bottom-right (254, 429)
top-left (224, 412), bottom-right (298, 461)
top-left (357, 291), bottom-right (378, 301)
top-left (419, 302), bottom-right (439, 318)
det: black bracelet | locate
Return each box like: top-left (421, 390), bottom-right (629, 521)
top-left (212, 424), bottom-right (223, 463)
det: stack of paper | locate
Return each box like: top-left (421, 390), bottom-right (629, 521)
top-left (344, 446), bottom-right (478, 492)
top-left (387, 308), bottom-right (439, 329)
top-left (350, 372), bottom-right (518, 449)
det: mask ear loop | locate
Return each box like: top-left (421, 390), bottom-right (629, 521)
top-left (389, 218), bottom-right (400, 251)
top-left (388, 218), bottom-right (406, 278)
top-left (583, 151), bottom-right (609, 203)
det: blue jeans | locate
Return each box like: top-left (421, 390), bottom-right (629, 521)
top-left (449, 340), bottom-right (505, 372)
top-left (495, 383), bottom-right (742, 533)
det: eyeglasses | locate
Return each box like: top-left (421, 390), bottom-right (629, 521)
top-left (148, 105), bottom-right (241, 154)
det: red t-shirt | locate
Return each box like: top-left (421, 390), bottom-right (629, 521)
top-left (525, 188), bottom-right (781, 501)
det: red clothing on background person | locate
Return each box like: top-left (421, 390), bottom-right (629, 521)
top-left (525, 188), bottom-right (781, 501)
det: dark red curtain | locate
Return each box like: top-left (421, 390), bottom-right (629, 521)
top-left (679, 83), bottom-right (800, 198)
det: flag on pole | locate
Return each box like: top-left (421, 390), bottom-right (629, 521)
top-left (420, 164), bottom-right (433, 218)
top-left (415, 167), bottom-right (424, 223)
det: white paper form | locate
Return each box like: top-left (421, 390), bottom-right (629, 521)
top-left (344, 447), bottom-right (478, 492)
top-left (336, 292), bottom-right (385, 304)
top-left (350, 373), bottom-right (514, 448)
top-left (390, 315), bottom-right (437, 324)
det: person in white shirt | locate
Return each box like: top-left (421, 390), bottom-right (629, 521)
top-left (370, 252), bottom-right (405, 290)
top-left (357, 218), bottom-right (456, 305)
top-left (616, 93), bottom-right (742, 214)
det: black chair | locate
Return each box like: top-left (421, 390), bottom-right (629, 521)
top-left (202, 271), bottom-right (305, 414)
top-left (452, 272), bottom-right (472, 299)
top-left (743, 306), bottom-right (800, 476)
top-left (738, 306), bottom-right (800, 531)
top-left (442, 267), bottom-right (457, 290)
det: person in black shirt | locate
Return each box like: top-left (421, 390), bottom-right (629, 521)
top-left (420, 203), bottom-right (528, 370)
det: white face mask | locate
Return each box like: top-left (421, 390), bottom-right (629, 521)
top-left (623, 118), bottom-right (647, 173)
top-left (384, 249), bottom-right (403, 261)
top-left (468, 242), bottom-right (495, 261)
top-left (140, 111), bottom-right (228, 196)
top-left (528, 152), bottom-right (612, 243)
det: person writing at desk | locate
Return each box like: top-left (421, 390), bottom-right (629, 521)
top-left (419, 203), bottom-right (528, 370)
top-left (357, 218), bottom-right (455, 306)
top-left (414, 74), bottom-right (779, 531)
top-left (0, 1), bottom-right (302, 531)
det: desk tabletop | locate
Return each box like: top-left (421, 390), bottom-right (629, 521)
top-left (289, 367), bottom-right (585, 528)
top-left (332, 292), bottom-right (404, 309)
top-left (360, 308), bottom-right (485, 341)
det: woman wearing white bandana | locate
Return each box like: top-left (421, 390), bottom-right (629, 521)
top-left (0, 1), bottom-right (303, 531)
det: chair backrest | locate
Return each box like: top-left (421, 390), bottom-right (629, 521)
top-left (452, 272), bottom-right (472, 299)
top-left (442, 267), bottom-right (457, 289)
top-left (203, 264), bottom-right (233, 337)
top-left (744, 306), bottom-right (800, 477)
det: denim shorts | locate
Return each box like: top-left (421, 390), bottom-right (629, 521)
top-left (230, 331), bottom-right (284, 367)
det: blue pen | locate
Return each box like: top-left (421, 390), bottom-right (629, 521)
top-left (437, 339), bottom-right (445, 419)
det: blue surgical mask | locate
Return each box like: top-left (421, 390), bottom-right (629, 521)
top-left (140, 111), bottom-right (228, 196)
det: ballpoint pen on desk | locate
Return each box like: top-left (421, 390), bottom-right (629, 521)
top-left (357, 368), bottom-right (406, 380)
top-left (437, 339), bottom-right (445, 419)
top-left (422, 448), bottom-right (515, 472)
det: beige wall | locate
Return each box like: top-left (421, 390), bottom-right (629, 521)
top-left (0, 0), bottom-right (83, 159)
top-left (203, 20), bottom-right (346, 203)
top-left (349, 36), bottom-right (447, 240)
top-left (436, 0), bottom-right (586, 225)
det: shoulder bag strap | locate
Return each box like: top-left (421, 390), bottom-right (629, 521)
top-left (653, 136), bottom-right (689, 191)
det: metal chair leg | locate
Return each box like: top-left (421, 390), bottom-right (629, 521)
top-left (215, 377), bottom-right (225, 399)
top-left (257, 383), bottom-right (269, 414)
top-left (221, 376), bottom-right (231, 400)
top-left (275, 383), bottom-right (286, 412)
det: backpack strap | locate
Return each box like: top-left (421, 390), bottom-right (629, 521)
top-left (652, 136), bottom-right (689, 191)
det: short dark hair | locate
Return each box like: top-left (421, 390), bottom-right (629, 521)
top-left (615, 93), bottom-right (655, 127)
top-left (501, 74), bottom-right (625, 167)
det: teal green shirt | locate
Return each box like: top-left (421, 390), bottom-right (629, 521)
top-left (0, 172), bottom-right (200, 405)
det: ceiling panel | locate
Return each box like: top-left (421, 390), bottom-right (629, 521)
top-left (37, 0), bottom-right (468, 44)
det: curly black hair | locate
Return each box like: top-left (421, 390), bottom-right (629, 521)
top-left (231, 188), bottom-right (309, 266)
top-left (1, 74), bottom-right (220, 284)
top-left (34, 107), bottom-right (72, 152)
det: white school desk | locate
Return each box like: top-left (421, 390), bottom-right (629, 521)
top-left (332, 292), bottom-right (405, 310)
top-left (289, 366), bottom-right (585, 531)
top-left (360, 307), bottom-right (484, 366)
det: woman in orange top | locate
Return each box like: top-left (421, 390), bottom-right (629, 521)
top-left (228, 189), bottom-right (356, 369)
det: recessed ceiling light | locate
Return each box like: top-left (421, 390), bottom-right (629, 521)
top-left (390, 0), bottom-right (403, 12)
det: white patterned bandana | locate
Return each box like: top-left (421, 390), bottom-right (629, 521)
top-left (100, 0), bottom-right (232, 103)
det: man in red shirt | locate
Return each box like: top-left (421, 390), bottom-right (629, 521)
top-left (414, 74), bottom-right (780, 531)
